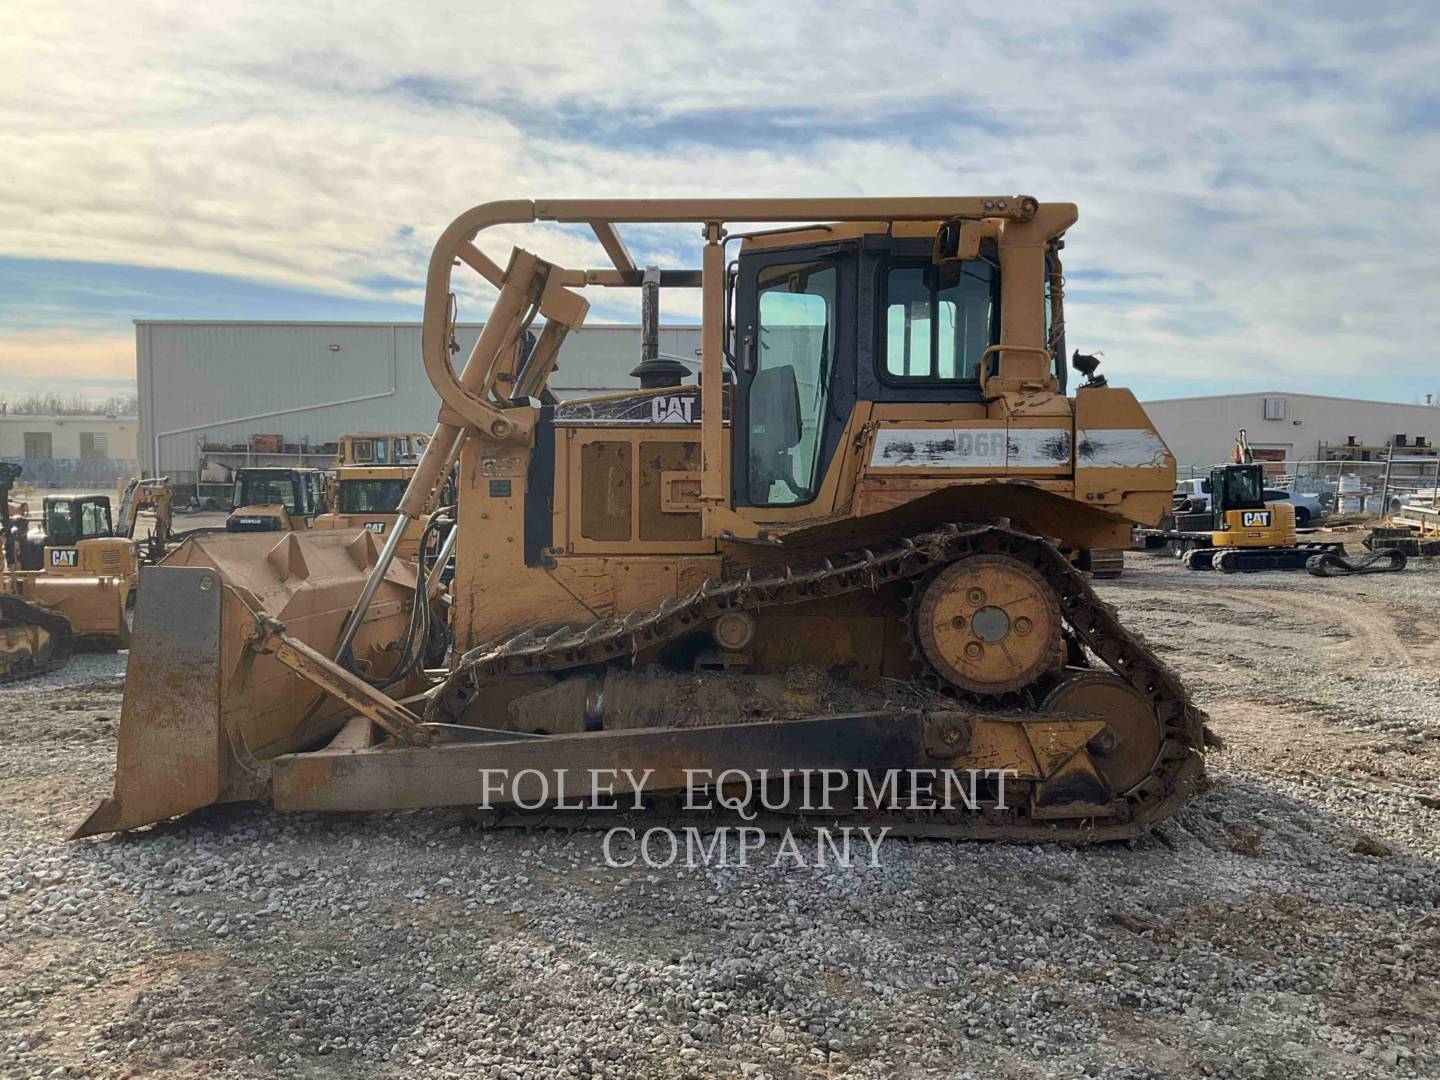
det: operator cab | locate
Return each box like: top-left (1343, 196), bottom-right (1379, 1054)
top-left (227, 468), bottom-right (325, 531)
top-left (19, 496), bottom-right (116, 571)
top-left (44, 496), bottom-right (114, 545)
top-left (731, 233), bottom-right (1007, 508)
top-left (337, 432), bottom-right (429, 467)
top-left (1209, 464), bottom-right (1265, 518)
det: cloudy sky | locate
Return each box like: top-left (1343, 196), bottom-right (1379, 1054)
top-left (2, 1), bottom-right (1437, 403)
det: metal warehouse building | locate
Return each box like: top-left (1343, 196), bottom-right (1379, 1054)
top-left (137, 320), bottom-right (701, 487)
top-left (136, 323), bottom-right (1440, 495)
top-left (1144, 391), bottom-right (1440, 473)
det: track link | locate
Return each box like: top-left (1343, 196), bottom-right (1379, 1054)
top-left (431, 522), bottom-right (1208, 842)
top-left (0, 594), bottom-right (75, 683)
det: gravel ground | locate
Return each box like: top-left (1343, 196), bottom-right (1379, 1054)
top-left (2, 554), bottom-right (1438, 1079)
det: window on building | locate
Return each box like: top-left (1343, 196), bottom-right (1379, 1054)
top-left (23, 432), bottom-right (52, 459)
top-left (1262, 397), bottom-right (1287, 420)
top-left (80, 432), bottom-right (109, 460)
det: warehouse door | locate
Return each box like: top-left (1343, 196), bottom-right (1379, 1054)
top-left (1249, 443), bottom-right (1290, 477)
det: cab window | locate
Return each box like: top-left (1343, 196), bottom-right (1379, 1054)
top-left (882, 260), bottom-right (996, 382)
top-left (339, 479), bottom-right (408, 513)
top-left (45, 501), bottom-right (76, 544)
top-left (748, 260), bottom-right (836, 506)
top-left (81, 501), bottom-right (110, 537)
top-left (236, 476), bottom-right (298, 511)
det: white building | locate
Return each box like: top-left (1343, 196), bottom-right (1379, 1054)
top-left (0, 413), bottom-right (140, 486)
top-left (1143, 391), bottom-right (1440, 473)
top-left (136, 320), bottom-right (701, 486)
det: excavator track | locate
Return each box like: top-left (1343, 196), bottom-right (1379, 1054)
top-left (431, 522), bottom-right (1208, 842)
top-left (0, 594), bottom-right (75, 683)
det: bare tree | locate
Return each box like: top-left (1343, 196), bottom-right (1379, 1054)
top-left (0, 390), bottom-right (140, 416)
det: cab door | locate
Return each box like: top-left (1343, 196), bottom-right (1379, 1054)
top-left (731, 242), bottom-right (857, 510)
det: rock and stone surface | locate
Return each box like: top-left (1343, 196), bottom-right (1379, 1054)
top-left (1, 556), bottom-right (1437, 1078)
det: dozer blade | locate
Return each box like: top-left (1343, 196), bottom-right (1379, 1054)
top-left (74, 530), bottom-right (424, 839)
top-left (73, 566), bottom-right (223, 837)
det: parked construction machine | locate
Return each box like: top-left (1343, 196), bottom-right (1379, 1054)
top-left (226, 466), bottom-right (327, 532)
top-left (18, 494), bottom-right (133, 574)
top-left (1180, 431), bottom-right (1345, 572)
top-left (313, 433), bottom-right (437, 558)
top-left (1, 465), bottom-right (131, 680)
top-left (79, 196), bottom-right (1206, 843)
top-left (115, 476), bottom-right (175, 563)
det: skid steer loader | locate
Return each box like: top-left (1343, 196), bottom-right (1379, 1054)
top-left (78, 196), bottom-right (1206, 843)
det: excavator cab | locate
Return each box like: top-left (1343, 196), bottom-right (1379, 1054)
top-left (19, 495), bottom-right (135, 581)
top-left (1210, 463), bottom-right (1265, 518)
top-left (44, 496), bottom-right (114, 546)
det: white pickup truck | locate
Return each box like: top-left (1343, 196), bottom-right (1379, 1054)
top-left (1172, 478), bottom-right (1324, 524)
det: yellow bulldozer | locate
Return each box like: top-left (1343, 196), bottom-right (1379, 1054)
top-left (225, 466), bottom-right (327, 532)
top-left (78, 196), bottom-right (1206, 843)
top-left (312, 432), bottom-right (438, 559)
top-left (1, 464), bottom-right (133, 680)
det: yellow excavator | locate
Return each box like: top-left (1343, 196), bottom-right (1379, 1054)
top-left (1180, 431), bottom-right (1346, 572)
top-left (1, 464), bottom-right (132, 680)
top-left (79, 195), bottom-right (1206, 843)
top-left (115, 476), bottom-right (175, 564)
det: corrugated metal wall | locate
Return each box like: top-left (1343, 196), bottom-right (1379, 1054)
top-left (137, 321), bottom-right (701, 480)
top-left (1145, 392), bottom-right (1440, 470)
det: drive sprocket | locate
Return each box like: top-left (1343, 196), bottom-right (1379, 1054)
top-left (912, 553), bottom-right (1064, 696)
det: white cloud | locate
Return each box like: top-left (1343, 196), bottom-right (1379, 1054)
top-left (1, 0), bottom-right (1437, 396)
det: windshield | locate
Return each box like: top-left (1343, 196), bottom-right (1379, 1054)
top-left (1218, 466), bottom-right (1264, 510)
top-left (234, 476), bottom-right (298, 511)
top-left (45, 501), bottom-right (76, 544)
top-left (337, 479), bottom-right (408, 514)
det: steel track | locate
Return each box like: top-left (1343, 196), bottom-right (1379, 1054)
top-left (0, 594), bottom-right (75, 683)
top-left (431, 523), bottom-right (1208, 842)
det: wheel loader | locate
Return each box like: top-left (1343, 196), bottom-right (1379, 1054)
top-left (1, 465), bottom-right (132, 681)
top-left (77, 196), bottom-right (1207, 843)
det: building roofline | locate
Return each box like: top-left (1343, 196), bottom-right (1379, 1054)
top-left (1143, 390), bottom-right (1440, 411)
top-left (0, 414), bottom-right (137, 422)
top-left (133, 319), bottom-right (702, 330)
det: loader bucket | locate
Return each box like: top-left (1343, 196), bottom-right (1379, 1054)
top-left (74, 530), bottom-right (422, 838)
